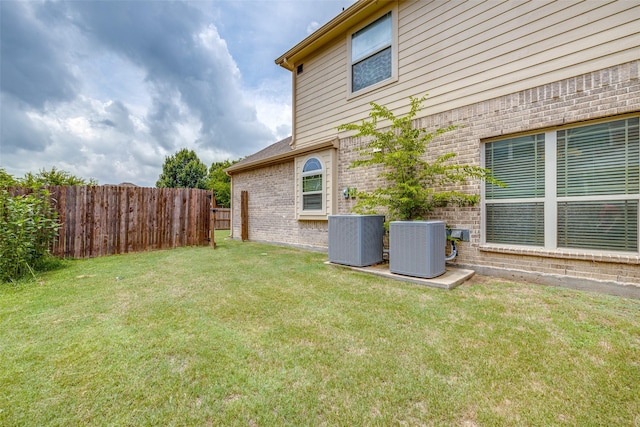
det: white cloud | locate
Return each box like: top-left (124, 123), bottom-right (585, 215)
top-left (307, 21), bottom-right (321, 34)
top-left (247, 75), bottom-right (293, 142)
top-left (0, 0), bottom-right (357, 185)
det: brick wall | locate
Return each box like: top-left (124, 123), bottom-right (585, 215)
top-left (231, 60), bottom-right (639, 287)
top-left (231, 161), bottom-right (329, 248)
top-left (339, 60), bottom-right (640, 286)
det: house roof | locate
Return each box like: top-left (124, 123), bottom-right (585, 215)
top-left (225, 136), bottom-right (339, 175)
top-left (226, 137), bottom-right (293, 174)
top-left (275, 0), bottom-right (389, 71)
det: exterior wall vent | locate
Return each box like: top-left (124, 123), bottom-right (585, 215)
top-left (389, 220), bottom-right (446, 279)
top-left (328, 215), bottom-right (385, 267)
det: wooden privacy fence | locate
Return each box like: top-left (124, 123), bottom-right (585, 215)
top-left (9, 186), bottom-right (214, 258)
top-left (212, 207), bottom-right (230, 230)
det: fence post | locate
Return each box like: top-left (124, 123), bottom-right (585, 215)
top-left (241, 190), bottom-right (249, 241)
top-left (209, 192), bottom-right (216, 248)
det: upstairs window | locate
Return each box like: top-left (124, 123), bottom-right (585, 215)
top-left (302, 157), bottom-right (323, 211)
top-left (349, 11), bottom-right (395, 94)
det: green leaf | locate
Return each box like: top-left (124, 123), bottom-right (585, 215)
top-left (338, 95), bottom-right (506, 222)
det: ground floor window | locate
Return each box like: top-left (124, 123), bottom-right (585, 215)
top-left (484, 116), bottom-right (639, 253)
top-left (295, 148), bottom-right (336, 220)
top-left (302, 157), bottom-right (323, 211)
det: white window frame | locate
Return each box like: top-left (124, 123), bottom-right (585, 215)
top-left (301, 156), bottom-right (325, 214)
top-left (347, 5), bottom-right (398, 98)
top-left (482, 116), bottom-right (640, 256)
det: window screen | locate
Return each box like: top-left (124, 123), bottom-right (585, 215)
top-left (556, 118), bottom-right (639, 252)
top-left (485, 134), bottom-right (545, 245)
top-left (558, 200), bottom-right (638, 251)
top-left (486, 203), bottom-right (545, 246)
top-left (351, 12), bottom-right (392, 92)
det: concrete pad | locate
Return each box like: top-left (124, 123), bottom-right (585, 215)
top-left (326, 261), bottom-right (475, 290)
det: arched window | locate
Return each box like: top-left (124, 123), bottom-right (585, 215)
top-left (302, 157), bottom-right (323, 211)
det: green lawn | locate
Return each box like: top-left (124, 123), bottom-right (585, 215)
top-left (2, 231), bottom-right (639, 426)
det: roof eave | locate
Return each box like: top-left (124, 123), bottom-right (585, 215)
top-left (275, 0), bottom-right (387, 71)
top-left (226, 138), bottom-right (339, 175)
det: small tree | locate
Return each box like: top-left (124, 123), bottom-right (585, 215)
top-left (156, 148), bottom-right (208, 189)
top-left (338, 95), bottom-right (503, 222)
top-left (206, 159), bottom-right (238, 208)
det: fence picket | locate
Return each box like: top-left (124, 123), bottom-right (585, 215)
top-left (213, 208), bottom-right (230, 230)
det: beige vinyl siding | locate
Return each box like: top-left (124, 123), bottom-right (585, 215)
top-left (296, 44), bottom-right (346, 124)
top-left (292, 4), bottom-right (399, 147)
top-left (399, 0), bottom-right (639, 113)
top-left (294, 43), bottom-right (347, 146)
top-left (292, 0), bottom-right (640, 149)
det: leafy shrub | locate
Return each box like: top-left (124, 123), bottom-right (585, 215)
top-left (20, 166), bottom-right (98, 186)
top-left (338, 95), bottom-right (504, 222)
top-left (0, 188), bottom-right (59, 282)
top-left (0, 168), bottom-right (18, 187)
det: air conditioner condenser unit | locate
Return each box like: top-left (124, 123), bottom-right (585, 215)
top-left (328, 215), bottom-right (385, 267)
top-left (389, 220), bottom-right (446, 279)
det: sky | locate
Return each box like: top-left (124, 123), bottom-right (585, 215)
top-left (0, 0), bottom-right (356, 186)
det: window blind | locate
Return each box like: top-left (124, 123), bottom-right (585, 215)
top-left (303, 194), bottom-right (322, 210)
top-left (486, 203), bottom-right (545, 246)
top-left (558, 200), bottom-right (638, 251)
top-left (557, 118), bottom-right (639, 197)
top-left (351, 12), bottom-right (391, 62)
top-left (485, 134), bottom-right (545, 199)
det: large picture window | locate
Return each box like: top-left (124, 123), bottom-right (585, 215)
top-left (349, 11), bottom-right (395, 94)
top-left (302, 157), bottom-right (323, 211)
top-left (485, 117), bottom-right (639, 253)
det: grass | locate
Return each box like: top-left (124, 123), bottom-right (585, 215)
top-left (1, 230), bottom-right (639, 426)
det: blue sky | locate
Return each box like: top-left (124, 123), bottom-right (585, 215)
top-left (0, 0), bottom-right (356, 186)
